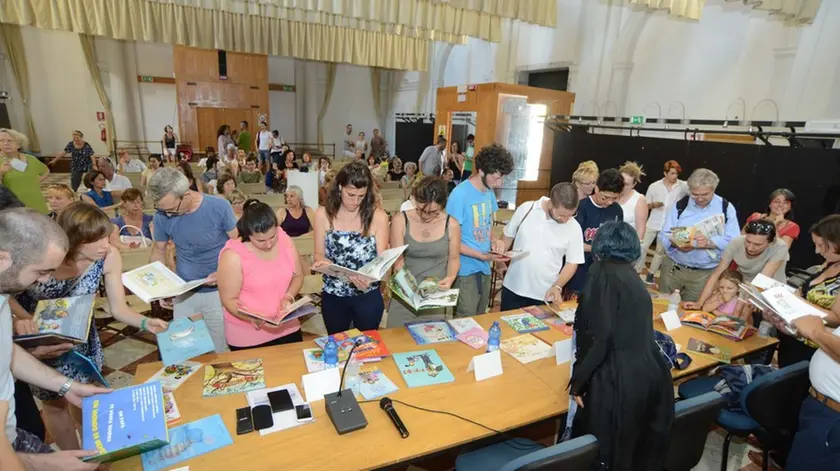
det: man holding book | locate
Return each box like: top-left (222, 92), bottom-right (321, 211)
top-left (0, 208), bottom-right (109, 469)
top-left (658, 168), bottom-right (740, 302)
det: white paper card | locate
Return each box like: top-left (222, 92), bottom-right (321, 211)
top-left (302, 367), bottom-right (341, 402)
top-left (554, 339), bottom-right (573, 365)
top-left (456, 85), bottom-right (467, 93)
top-left (246, 383), bottom-right (306, 436)
top-left (661, 310), bottom-right (682, 331)
top-left (466, 350), bottom-right (503, 381)
top-left (457, 94), bottom-right (467, 102)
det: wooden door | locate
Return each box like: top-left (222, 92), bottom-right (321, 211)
top-left (196, 107), bottom-right (255, 152)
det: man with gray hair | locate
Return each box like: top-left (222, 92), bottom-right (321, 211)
top-left (147, 168), bottom-right (237, 353)
top-left (95, 157), bottom-right (131, 199)
top-left (0, 209), bottom-right (109, 469)
top-left (658, 168), bottom-right (740, 301)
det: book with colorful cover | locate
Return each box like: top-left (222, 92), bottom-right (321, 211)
top-left (313, 329), bottom-right (385, 362)
top-left (122, 261), bottom-right (208, 303)
top-left (156, 315), bottom-right (216, 366)
top-left (145, 361), bottom-right (202, 392)
top-left (542, 302), bottom-right (576, 323)
top-left (311, 245), bottom-right (408, 283)
top-left (14, 294), bottom-right (96, 348)
top-left (456, 327), bottom-right (488, 349)
top-left (522, 305), bottom-right (553, 320)
top-left (202, 359), bottom-right (266, 397)
top-left (447, 317), bottom-right (482, 334)
top-left (353, 330), bottom-right (391, 360)
top-left (501, 313), bottom-right (549, 333)
top-left (62, 351), bottom-right (109, 387)
top-left (544, 318), bottom-right (574, 336)
top-left (81, 382), bottom-right (169, 463)
top-left (162, 392), bottom-right (181, 426)
top-left (686, 337), bottom-right (732, 364)
top-left (389, 267), bottom-right (459, 310)
top-left (302, 348), bottom-right (349, 373)
top-left (680, 311), bottom-right (755, 341)
top-left (393, 350), bottom-right (455, 388)
top-left (358, 369), bottom-right (399, 400)
top-left (140, 414), bottom-right (233, 471)
top-left (237, 296), bottom-right (317, 326)
top-left (500, 334), bottom-right (554, 364)
top-left (405, 320), bottom-right (458, 345)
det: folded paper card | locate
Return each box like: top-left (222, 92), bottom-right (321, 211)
top-left (466, 350), bottom-right (503, 381)
top-left (302, 367), bottom-right (341, 402)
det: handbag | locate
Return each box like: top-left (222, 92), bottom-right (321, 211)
top-left (654, 331), bottom-right (692, 370)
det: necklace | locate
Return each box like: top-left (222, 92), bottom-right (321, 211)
top-left (421, 228), bottom-right (432, 239)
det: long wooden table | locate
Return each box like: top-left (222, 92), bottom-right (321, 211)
top-left (114, 307), bottom-right (777, 471)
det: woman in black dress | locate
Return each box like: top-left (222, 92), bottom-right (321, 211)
top-left (570, 221), bottom-right (674, 471)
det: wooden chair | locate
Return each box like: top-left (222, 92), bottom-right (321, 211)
top-left (495, 208), bottom-right (515, 226)
top-left (379, 181), bottom-right (401, 190)
top-left (488, 224), bottom-right (508, 308)
top-left (254, 193), bottom-right (286, 209)
top-left (240, 182), bottom-right (267, 195)
top-left (381, 199), bottom-right (403, 215)
top-left (379, 188), bottom-right (405, 201)
top-left (125, 172), bottom-right (143, 189)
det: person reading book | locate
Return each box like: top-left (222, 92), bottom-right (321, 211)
top-left (697, 270), bottom-right (745, 318)
top-left (387, 177), bottom-right (460, 327)
top-left (0, 208), bottom-right (111, 469)
top-left (11, 203), bottom-right (167, 451)
top-left (312, 162), bottom-right (390, 334)
top-left (217, 200), bottom-right (304, 351)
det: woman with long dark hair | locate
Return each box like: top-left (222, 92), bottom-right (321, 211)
top-left (176, 161), bottom-right (199, 192)
top-left (744, 188), bottom-right (799, 247)
top-left (162, 125), bottom-right (178, 162)
top-left (216, 124), bottom-right (234, 159)
top-left (312, 162), bottom-right (389, 333)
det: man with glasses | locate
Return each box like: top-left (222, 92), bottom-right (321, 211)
top-left (497, 182), bottom-right (584, 310)
top-left (146, 168), bottom-right (238, 353)
top-left (658, 168), bottom-right (740, 302)
top-left (566, 168), bottom-right (625, 295)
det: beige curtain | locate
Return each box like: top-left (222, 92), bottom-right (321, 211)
top-left (626, 0), bottom-right (706, 20)
top-left (724, 0), bottom-right (822, 24)
top-left (442, 0), bottom-right (558, 27)
top-left (370, 68), bottom-right (385, 128)
top-left (78, 34), bottom-right (116, 154)
top-left (0, 23), bottom-right (39, 152)
top-left (317, 64), bottom-right (338, 153)
top-left (1, 0), bottom-right (429, 71)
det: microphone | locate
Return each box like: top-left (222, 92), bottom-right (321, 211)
top-left (324, 338), bottom-right (368, 434)
top-left (380, 397), bottom-right (409, 439)
top-left (337, 339), bottom-right (364, 397)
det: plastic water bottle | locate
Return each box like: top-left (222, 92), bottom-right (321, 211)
top-left (324, 339), bottom-right (338, 369)
top-left (668, 289), bottom-right (681, 313)
top-left (487, 321), bottom-right (502, 352)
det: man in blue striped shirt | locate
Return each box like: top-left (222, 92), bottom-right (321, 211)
top-left (658, 168), bottom-right (740, 302)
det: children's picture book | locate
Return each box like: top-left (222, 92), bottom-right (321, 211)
top-left (544, 318), bottom-right (575, 336)
top-left (358, 369), bottom-right (399, 400)
top-left (302, 348), bottom-right (346, 373)
top-left (686, 338), bottom-right (732, 364)
top-left (680, 311), bottom-right (756, 341)
top-left (237, 296), bottom-right (317, 326)
top-left (313, 329), bottom-right (384, 362)
top-left (140, 414), bottom-right (233, 471)
top-left (405, 320), bottom-right (458, 345)
top-left (389, 268), bottom-right (459, 311)
top-left (353, 330), bottom-right (391, 361)
top-left (542, 302), bottom-right (576, 323)
top-left (202, 359), bottom-right (266, 397)
top-left (668, 214), bottom-right (726, 257)
top-left (311, 245), bottom-right (408, 283)
top-left (62, 351), bottom-right (109, 387)
top-left (522, 305), bottom-right (553, 320)
top-left (750, 273), bottom-right (796, 293)
top-left (393, 350), bottom-right (455, 388)
top-left (501, 313), bottom-right (549, 334)
top-left (162, 392), bottom-right (181, 426)
top-left (122, 261), bottom-right (208, 303)
top-left (156, 315), bottom-right (216, 367)
top-left (447, 317), bottom-right (482, 334)
top-left (500, 334), bottom-right (554, 364)
top-left (456, 327), bottom-right (488, 349)
top-left (81, 382), bottom-right (169, 463)
top-left (145, 361), bottom-right (202, 392)
top-left (741, 284), bottom-right (826, 326)
top-left (14, 294), bottom-right (96, 348)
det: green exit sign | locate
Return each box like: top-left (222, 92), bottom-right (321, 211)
top-left (141, 76), bottom-right (154, 83)
top-left (630, 115), bottom-right (646, 125)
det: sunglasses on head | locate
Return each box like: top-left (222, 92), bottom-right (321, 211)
top-left (746, 220), bottom-right (775, 235)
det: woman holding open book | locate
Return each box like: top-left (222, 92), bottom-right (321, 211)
top-left (313, 162), bottom-right (390, 334)
top-left (10, 202), bottom-right (167, 451)
top-left (217, 200), bottom-right (304, 350)
top-left (387, 177), bottom-right (460, 327)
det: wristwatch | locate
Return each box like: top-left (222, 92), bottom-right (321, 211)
top-left (57, 378), bottom-right (74, 398)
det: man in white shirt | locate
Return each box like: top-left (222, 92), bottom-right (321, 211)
top-left (636, 160), bottom-right (689, 283)
top-left (342, 124), bottom-right (356, 158)
top-left (499, 182), bottom-right (585, 310)
top-left (97, 157), bottom-right (132, 199)
top-left (0, 209), bottom-right (108, 469)
top-left (418, 137), bottom-right (447, 176)
top-left (116, 148), bottom-right (147, 174)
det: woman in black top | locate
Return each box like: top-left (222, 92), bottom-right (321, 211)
top-left (570, 221), bottom-right (674, 471)
top-left (49, 130), bottom-right (95, 192)
top-left (388, 157), bottom-right (405, 182)
top-left (162, 125), bottom-right (178, 162)
top-left (176, 161), bottom-right (199, 192)
top-left (447, 141), bottom-right (464, 182)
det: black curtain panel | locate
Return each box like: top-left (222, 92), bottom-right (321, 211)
top-left (395, 116), bottom-right (434, 165)
top-left (550, 129), bottom-right (840, 269)
top-left (0, 103), bottom-right (11, 129)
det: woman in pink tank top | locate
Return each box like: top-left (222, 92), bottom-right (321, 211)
top-left (217, 199), bottom-right (305, 350)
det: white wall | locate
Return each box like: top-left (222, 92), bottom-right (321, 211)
top-left (135, 42), bottom-right (177, 147)
top-left (322, 63), bottom-right (382, 156)
top-left (268, 56), bottom-right (297, 144)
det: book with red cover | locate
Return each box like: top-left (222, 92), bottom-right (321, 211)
top-left (354, 330), bottom-right (390, 360)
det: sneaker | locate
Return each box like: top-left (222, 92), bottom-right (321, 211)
top-left (644, 273), bottom-right (655, 285)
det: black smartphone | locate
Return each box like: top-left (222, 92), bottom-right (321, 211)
top-left (235, 407), bottom-right (253, 435)
top-left (267, 389), bottom-right (294, 413)
top-left (295, 403), bottom-right (313, 423)
top-left (252, 404), bottom-right (274, 431)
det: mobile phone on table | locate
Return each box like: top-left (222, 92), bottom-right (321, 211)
top-left (235, 407), bottom-right (253, 435)
top-left (295, 403), bottom-right (313, 423)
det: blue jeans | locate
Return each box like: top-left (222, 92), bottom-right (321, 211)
top-left (258, 149), bottom-right (270, 164)
top-left (321, 289), bottom-right (384, 334)
top-left (500, 286), bottom-right (544, 311)
top-left (787, 395), bottom-right (840, 471)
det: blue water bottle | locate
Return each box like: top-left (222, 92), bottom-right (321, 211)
top-left (487, 321), bottom-right (501, 352)
top-left (324, 339), bottom-right (338, 369)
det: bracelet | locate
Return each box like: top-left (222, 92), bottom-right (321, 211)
top-left (284, 294), bottom-right (296, 303)
top-left (140, 318), bottom-right (148, 331)
top-left (57, 378), bottom-right (73, 398)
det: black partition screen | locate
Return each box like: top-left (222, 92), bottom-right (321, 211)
top-left (550, 129), bottom-right (840, 269)
top-left (395, 114), bottom-right (435, 165)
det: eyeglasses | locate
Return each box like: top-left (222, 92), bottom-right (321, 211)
top-left (156, 196), bottom-right (184, 218)
top-left (746, 220), bottom-right (775, 235)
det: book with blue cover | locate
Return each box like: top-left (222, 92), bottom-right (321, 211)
top-left (81, 382), bottom-right (169, 463)
top-left (140, 414), bottom-right (233, 471)
top-left (157, 315), bottom-right (215, 366)
top-left (392, 350), bottom-right (455, 388)
top-left (62, 351), bottom-right (109, 387)
top-left (358, 369), bottom-right (399, 400)
top-left (405, 320), bottom-right (458, 345)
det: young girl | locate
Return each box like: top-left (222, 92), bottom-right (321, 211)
top-left (700, 270), bottom-right (745, 318)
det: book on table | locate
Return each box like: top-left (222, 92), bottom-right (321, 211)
top-left (313, 328), bottom-right (389, 362)
top-left (405, 320), bottom-right (458, 345)
top-left (13, 294), bottom-right (96, 348)
top-left (140, 414), bottom-right (233, 471)
top-left (156, 315), bottom-right (216, 366)
top-left (389, 267), bottom-right (459, 310)
top-left (358, 369), bottom-right (399, 400)
top-left (500, 334), bottom-right (554, 364)
top-left (144, 361), bottom-right (202, 392)
top-left (680, 311), bottom-right (756, 341)
top-left (456, 327), bottom-right (489, 349)
top-left (447, 317), bottom-right (482, 334)
top-left (541, 302), bottom-right (576, 323)
top-left (311, 244), bottom-right (408, 283)
top-left (686, 337), bottom-right (731, 364)
top-left (162, 392), bottom-right (181, 426)
top-left (81, 382), bottom-right (169, 463)
top-left (501, 313), bottom-right (549, 333)
top-left (392, 350), bottom-right (455, 388)
top-left (122, 261), bottom-right (208, 303)
top-left (202, 359), bottom-right (266, 397)
top-left (237, 295), bottom-right (317, 326)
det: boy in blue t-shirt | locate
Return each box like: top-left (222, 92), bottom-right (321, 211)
top-left (445, 143), bottom-right (514, 317)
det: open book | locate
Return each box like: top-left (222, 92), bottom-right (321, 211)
top-left (668, 214), bottom-right (725, 257)
top-left (122, 262), bottom-right (207, 303)
top-left (680, 311), bottom-right (755, 341)
top-left (739, 282), bottom-right (826, 332)
top-left (14, 294), bottom-right (96, 348)
top-left (237, 296), bottom-right (316, 326)
top-left (389, 268), bottom-right (459, 311)
top-left (312, 245), bottom-right (408, 283)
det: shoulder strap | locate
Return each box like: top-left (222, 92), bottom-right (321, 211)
top-left (721, 198), bottom-right (729, 223)
top-left (403, 211), bottom-right (409, 229)
top-left (675, 196), bottom-right (689, 219)
top-left (511, 201), bottom-right (537, 246)
top-left (676, 195), bottom-right (730, 223)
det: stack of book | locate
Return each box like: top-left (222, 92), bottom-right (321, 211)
top-left (303, 329), bottom-right (391, 373)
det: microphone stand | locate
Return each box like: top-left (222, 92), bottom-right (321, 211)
top-left (324, 339), bottom-right (368, 434)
